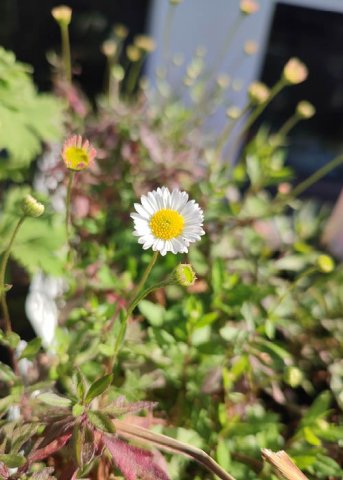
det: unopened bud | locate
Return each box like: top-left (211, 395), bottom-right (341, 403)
top-left (134, 35), bottom-right (156, 53)
top-left (317, 255), bottom-right (335, 273)
top-left (296, 100), bottom-right (315, 119)
top-left (283, 57), bottom-right (308, 85)
top-left (248, 81), bottom-right (270, 104)
top-left (226, 106), bottom-right (242, 120)
top-left (22, 195), bottom-right (45, 218)
top-left (216, 74), bottom-right (231, 89)
top-left (126, 45), bottom-right (141, 62)
top-left (284, 366), bottom-right (303, 388)
top-left (101, 40), bottom-right (117, 58)
top-left (51, 5), bottom-right (72, 26)
top-left (170, 0), bottom-right (183, 5)
top-left (240, 0), bottom-right (259, 15)
top-left (113, 24), bottom-right (128, 40)
top-left (174, 264), bottom-right (197, 287)
top-left (244, 40), bottom-right (258, 55)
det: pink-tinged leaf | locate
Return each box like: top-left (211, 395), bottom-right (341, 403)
top-left (0, 462), bottom-right (9, 478)
top-left (27, 432), bottom-right (72, 464)
top-left (103, 436), bottom-right (169, 480)
top-left (104, 396), bottom-right (158, 418)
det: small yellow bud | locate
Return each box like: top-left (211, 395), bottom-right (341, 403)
top-left (51, 5), bottom-right (72, 26)
top-left (101, 40), bottom-right (117, 58)
top-left (134, 35), bottom-right (156, 53)
top-left (296, 100), bottom-right (316, 119)
top-left (317, 255), bottom-right (335, 273)
top-left (240, 0), bottom-right (260, 15)
top-left (111, 64), bottom-right (125, 82)
top-left (170, 0), bottom-right (183, 5)
top-left (283, 57), bottom-right (308, 85)
top-left (244, 40), bottom-right (258, 55)
top-left (226, 106), bottom-right (242, 120)
top-left (22, 195), bottom-right (45, 218)
top-left (113, 24), bottom-right (128, 40)
top-left (248, 81), bottom-right (270, 104)
top-left (174, 264), bottom-right (197, 287)
top-left (126, 45), bottom-right (141, 62)
top-left (216, 74), bottom-right (231, 89)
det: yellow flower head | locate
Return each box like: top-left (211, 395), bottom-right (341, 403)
top-left (240, 0), bottom-right (260, 15)
top-left (51, 5), bottom-right (72, 26)
top-left (244, 40), bottom-right (259, 55)
top-left (62, 135), bottom-right (96, 171)
top-left (283, 58), bottom-right (308, 85)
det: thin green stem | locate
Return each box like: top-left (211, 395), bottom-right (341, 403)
top-left (277, 114), bottom-right (301, 139)
top-left (129, 251), bottom-right (159, 304)
top-left (240, 79), bottom-right (287, 138)
top-left (61, 23), bottom-right (72, 83)
top-left (163, 4), bottom-right (176, 70)
top-left (65, 170), bottom-right (76, 244)
top-left (0, 216), bottom-right (26, 334)
top-left (128, 279), bottom-right (170, 317)
top-left (216, 103), bottom-right (250, 155)
top-left (291, 154), bottom-right (343, 198)
top-left (126, 57), bottom-right (144, 97)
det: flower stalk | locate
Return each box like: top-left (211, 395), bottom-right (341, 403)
top-left (65, 170), bottom-right (76, 243)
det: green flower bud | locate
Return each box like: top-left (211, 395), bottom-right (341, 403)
top-left (22, 195), bottom-right (45, 218)
top-left (284, 366), bottom-right (303, 388)
top-left (174, 264), bottom-right (197, 287)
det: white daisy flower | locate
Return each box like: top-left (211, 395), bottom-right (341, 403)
top-left (131, 187), bottom-right (205, 256)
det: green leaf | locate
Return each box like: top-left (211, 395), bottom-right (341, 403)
top-left (303, 426), bottom-right (321, 446)
top-left (0, 453), bottom-right (26, 468)
top-left (87, 410), bottom-right (116, 434)
top-left (138, 300), bottom-right (165, 327)
top-left (72, 403), bottom-right (85, 417)
top-left (37, 392), bottom-right (72, 408)
top-left (19, 337), bottom-right (42, 360)
top-left (85, 374), bottom-right (113, 404)
top-left (0, 361), bottom-right (17, 382)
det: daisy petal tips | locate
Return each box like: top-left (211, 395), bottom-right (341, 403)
top-left (131, 187), bottom-right (205, 256)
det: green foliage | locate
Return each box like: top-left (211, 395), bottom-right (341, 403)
top-left (0, 47), bottom-right (65, 181)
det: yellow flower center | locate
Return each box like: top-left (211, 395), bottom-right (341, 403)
top-left (64, 147), bottom-right (89, 171)
top-left (150, 209), bottom-right (185, 240)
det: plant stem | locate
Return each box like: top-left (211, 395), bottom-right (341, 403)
top-left (129, 251), bottom-right (159, 304)
top-left (291, 154), bottom-right (343, 198)
top-left (163, 3), bottom-right (176, 71)
top-left (126, 57), bottom-right (144, 97)
top-left (65, 170), bottom-right (76, 244)
top-left (0, 216), bottom-right (26, 334)
top-left (114, 419), bottom-right (237, 480)
top-left (277, 114), bottom-right (300, 139)
top-left (61, 23), bottom-right (72, 83)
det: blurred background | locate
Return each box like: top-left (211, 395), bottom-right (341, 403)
top-left (1, 0), bottom-right (343, 198)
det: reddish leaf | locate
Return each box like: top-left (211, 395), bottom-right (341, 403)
top-left (27, 432), bottom-right (72, 464)
top-left (0, 462), bottom-right (9, 479)
top-left (103, 435), bottom-right (169, 480)
top-left (104, 396), bottom-right (158, 418)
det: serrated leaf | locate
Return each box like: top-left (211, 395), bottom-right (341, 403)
top-left (0, 453), bottom-right (25, 468)
top-left (85, 374), bottom-right (113, 404)
top-left (19, 337), bottom-right (41, 360)
top-left (87, 410), bottom-right (116, 434)
top-left (37, 392), bottom-right (72, 408)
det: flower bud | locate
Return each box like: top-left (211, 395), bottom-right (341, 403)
top-left (22, 195), bottom-right (45, 218)
top-left (101, 40), bottom-right (117, 58)
top-left (284, 366), bottom-right (303, 388)
top-left (283, 57), bottom-right (308, 85)
top-left (134, 35), bottom-right (156, 53)
top-left (170, 0), bottom-right (183, 5)
top-left (240, 0), bottom-right (260, 15)
top-left (317, 254), bottom-right (335, 273)
top-left (51, 5), bottom-right (72, 26)
top-left (126, 45), bottom-right (141, 62)
top-left (248, 81), bottom-right (270, 105)
top-left (174, 264), bottom-right (197, 287)
top-left (226, 106), bottom-right (242, 120)
top-left (113, 24), bottom-right (128, 40)
top-left (216, 74), bottom-right (231, 89)
top-left (244, 40), bottom-right (258, 55)
top-left (296, 100), bottom-right (315, 119)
